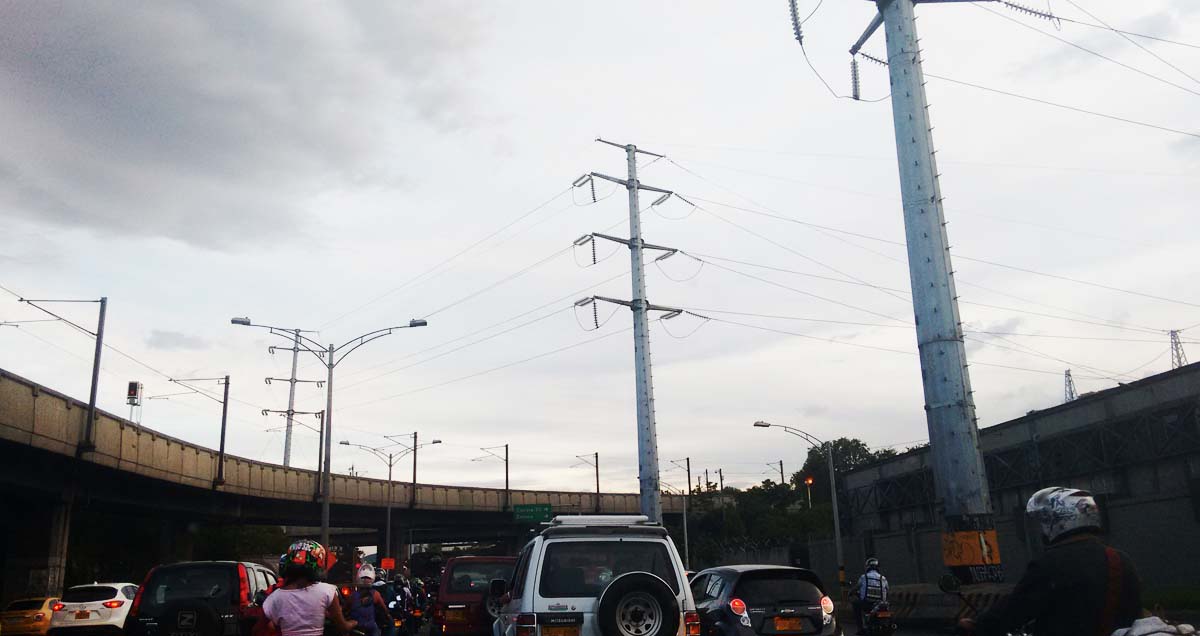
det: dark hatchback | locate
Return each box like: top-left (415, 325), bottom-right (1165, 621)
top-left (125, 561), bottom-right (278, 636)
top-left (431, 556), bottom-right (516, 636)
top-left (689, 566), bottom-right (839, 636)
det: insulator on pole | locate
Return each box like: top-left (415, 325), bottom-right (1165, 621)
top-left (851, 57), bottom-right (861, 101)
top-left (788, 0), bottom-right (804, 44)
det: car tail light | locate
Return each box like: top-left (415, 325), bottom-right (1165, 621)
top-left (51, 603), bottom-right (66, 612)
top-left (820, 596), bottom-right (835, 615)
top-left (340, 586), bottom-right (352, 598)
top-left (685, 611), bottom-right (701, 636)
top-left (516, 613), bottom-right (536, 636)
top-left (412, 610), bottom-right (422, 618)
top-left (130, 567), bottom-right (155, 618)
top-left (729, 598), bottom-right (747, 616)
top-left (102, 601), bottom-right (125, 609)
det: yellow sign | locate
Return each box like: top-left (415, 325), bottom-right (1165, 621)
top-left (942, 530), bottom-right (1001, 567)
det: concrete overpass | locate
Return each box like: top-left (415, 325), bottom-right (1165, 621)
top-left (0, 368), bottom-right (682, 601)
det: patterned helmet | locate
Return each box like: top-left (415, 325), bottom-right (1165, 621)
top-left (285, 540), bottom-right (328, 578)
top-left (1026, 487), bottom-right (1102, 543)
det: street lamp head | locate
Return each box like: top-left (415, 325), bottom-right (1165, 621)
top-left (231, 317), bottom-right (251, 326)
top-left (753, 421), bottom-right (772, 428)
top-left (408, 319), bottom-right (428, 328)
top-left (339, 440), bottom-right (350, 446)
top-left (431, 439), bottom-right (442, 444)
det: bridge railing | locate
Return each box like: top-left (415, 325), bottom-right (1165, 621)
top-left (0, 369), bottom-right (682, 514)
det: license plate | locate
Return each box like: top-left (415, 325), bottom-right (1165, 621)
top-left (541, 627), bottom-right (580, 636)
top-left (875, 612), bottom-right (892, 618)
top-left (773, 617), bottom-right (802, 632)
top-left (75, 611), bottom-right (90, 620)
top-left (445, 610), bottom-right (467, 622)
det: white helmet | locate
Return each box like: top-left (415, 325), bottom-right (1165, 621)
top-left (1026, 487), bottom-right (1101, 543)
top-left (357, 564), bottom-right (377, 584)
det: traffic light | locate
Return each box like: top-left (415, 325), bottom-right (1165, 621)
top-left (126, 381), bottom-right (142, 406)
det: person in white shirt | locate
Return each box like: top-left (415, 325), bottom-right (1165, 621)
top-left (264, 540), bottom-right (357, 636)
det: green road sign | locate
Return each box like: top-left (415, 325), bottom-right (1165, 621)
top-left (513, 503), bottom-right (553, 523)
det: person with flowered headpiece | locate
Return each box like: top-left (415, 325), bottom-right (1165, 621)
top-left (263, 540), bottom-right (358, 636)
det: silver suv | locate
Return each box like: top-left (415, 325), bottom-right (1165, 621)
top-left (491, 515), bottom-right (699, 636)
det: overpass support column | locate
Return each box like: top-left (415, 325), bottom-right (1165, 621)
top-left (5, 498), bottom-right (73, 598)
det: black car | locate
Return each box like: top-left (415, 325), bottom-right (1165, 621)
top-left (689, 566), bottom-right (839, 636)
top-left (125, 561), bottom-right (278, 636)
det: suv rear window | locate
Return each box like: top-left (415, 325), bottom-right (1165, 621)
top-left (6, 600), bottom-right (46, 611)
top-left (62, 587), bottom-right (117, 603)
top-left (539, 541), bottom-right (679, 598)
top-left (448, 562), bottom-right (515, 594)
top-left (142, 565), bottom-right (237, 610)
top-left (733, 571), bottom-right (824, 606)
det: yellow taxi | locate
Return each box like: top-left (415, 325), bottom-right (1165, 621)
top-left (1, 598), bottom-right (58, 636)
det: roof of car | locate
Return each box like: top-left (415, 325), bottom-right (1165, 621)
top-left (445, 556), bottom-right (517, 563)
top-left (67, 582), bottom-right (138, 587)
top-left (701, 565), bottom-right (808, 574)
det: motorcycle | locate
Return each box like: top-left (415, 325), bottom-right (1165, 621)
top-left (862, 601), bottom-right (897, 636)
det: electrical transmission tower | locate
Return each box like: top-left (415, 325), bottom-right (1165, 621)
top-left (837, 0), bottom-right (999, 583)
top-left (571, 139), bottom-right (687, 523)
top-left (260, 329), bottom-right (324, 467)
top-left (1170, 330), bottom-right (1189, 369)
top-left (1064, 369), bottom-right (1078, 402)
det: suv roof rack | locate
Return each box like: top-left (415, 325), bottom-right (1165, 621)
top-left (541, 515), bottom-right (668, 538)
top-left (549, 515), bottom-right (653, 526)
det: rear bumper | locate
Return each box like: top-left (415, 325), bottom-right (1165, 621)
top-left (47, 626), bottom-right (125, 636)
top-left (433, 620), bottom-right (495, 636)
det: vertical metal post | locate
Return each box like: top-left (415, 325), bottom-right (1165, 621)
top-left (593, 451), bottom-right (601, 513)
top-left (878, 0), bottom-right (997, 581)
top-left (806, 482), bottom-right (812, 509)
top-left (283, 330), bottom-right (301, 466)
top-left (681, 488), bottom-right (690, 569)
top-left (779, 460), bottom-right (786, 485)
top-left (315, 412), bottom-right (325, 499)
top-left (825, 443), bottom-right (845, 590)
top-left (504, 443), bottom-right (510, 512)
top-left (214, 375), bottom-right (230, 487)
top-left (623, 145), bottom-right (663, 522)
top-left (718, 469), bottom-right (724, 492)
top-left (80, 297), bottom-right (107, 456)
top-left (321, 345), bottom-right (334, 549)
top-left (386, 453), bottom-right (393, 561)
top-left (411, 431), bottom-right (418, 509)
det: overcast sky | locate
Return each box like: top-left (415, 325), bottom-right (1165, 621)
top-left (2, 0), bottom-right (1197, 494)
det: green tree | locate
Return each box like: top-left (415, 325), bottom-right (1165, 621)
top-left (793, 438), bottom-right (897, 504)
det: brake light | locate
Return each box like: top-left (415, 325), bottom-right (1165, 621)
top-left (685, 611), bottom-right (701, 636)
top-left (516, 613), bottom-right (536, 636)
top-left (237, 564), bottom-right (252, 608)
top-left (51, 604), bottom-right (65, 612)
top-left (340, 586), bottom-right (352, 598)
top-left (820, 596), bottom-right (834, 615)
top-left (130, 567), bottom-right (155, 618)
top-left (729, 598), bottom-right (747, 616)
top-left (412, 610), bottom-right (422, 618)
top-left (102, 601), bottom-right (125, 609)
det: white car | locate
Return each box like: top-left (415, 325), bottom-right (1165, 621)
top-left (493, 515), bottom-right (699, 636)
top-left (49, 583), bottom-right (139, 636)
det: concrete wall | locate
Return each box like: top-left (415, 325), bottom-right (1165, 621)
top-left (0, 369), bottom-right (683, 514)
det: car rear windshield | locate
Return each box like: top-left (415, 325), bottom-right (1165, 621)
top-left (62, 587), bottom-right (117, 603)
top-left (733, 571), bottom-right (824, 606)
top-left (142, 565), bottom-right (236, 610)
top-left (5, 600), bottom-right (46, 611)
top-left (539, 541), bottom-right (679, 598)
top-left (447, 562), bottom-right (515, 594)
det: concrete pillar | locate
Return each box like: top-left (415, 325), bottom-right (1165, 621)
top-left (5, 498), bottom-right (73, 599)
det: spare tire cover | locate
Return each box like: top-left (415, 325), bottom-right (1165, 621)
top-left (596, 572), bottom-right (680, 636)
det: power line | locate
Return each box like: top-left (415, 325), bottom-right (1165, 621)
top-left (974, 3), bottom-right (1200, 98)
top-left (1058, 0), bottom-right (1200, 85)
top-left (990, 1), bottom-right (1200, 50)
top-left (421, 245), bottom-right (574, 318)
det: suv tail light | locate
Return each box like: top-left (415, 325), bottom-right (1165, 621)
top-left (516, 613), bottom-right (536, 636)
top-left (51, 603), bottom-right (66, 612)
top-left (130, 567), bottom-right (155, 618)
top-left (237, 564), bottom-right (252, 608)
top-left (820, 596), bottom-right (835, 615)
top-left (102, 601), bottom-right (125, 609)
top-left (729, 598), bottom-right (747, 616)
top-left (684, 611), bottom-right (701, 636)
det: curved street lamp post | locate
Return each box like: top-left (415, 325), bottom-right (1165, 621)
top-left (753, 420), bottom-right (845, 591)
top-left (340, 436), bottom-right (441, 564)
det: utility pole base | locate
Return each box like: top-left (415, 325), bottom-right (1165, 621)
top-left (942, 514), bottom-right (1003, 583)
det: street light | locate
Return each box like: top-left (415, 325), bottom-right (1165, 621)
top-left (340, 435), bottom-right (442, 564)
top-left (804, 475), bottom-right (814, 509)
top-left (471, 444), bottom-right (510, 511)
top-left (231, 315), bottom-right (428, 548)
top-left (753, 420), bottom-right (845, 591)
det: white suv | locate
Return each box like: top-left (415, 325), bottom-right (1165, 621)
top-left (48, 582), bottom-right (138, 636)
top-left (492, 516), bottom-right (698, 636)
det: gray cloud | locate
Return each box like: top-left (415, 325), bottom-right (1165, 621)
top-left (145, 329), bottom-right (210, 351)
top-left (0, 1), bottom-right (481, 249)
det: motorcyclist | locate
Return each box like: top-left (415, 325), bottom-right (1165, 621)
top-left (346, 565), bottom-right (390, 636)
top-left (263, 540), bottom-right (357, 636)
top-left (959, 487), bottom-right (1142, 636)
top-left (853, 557), bottom-right (889, 634)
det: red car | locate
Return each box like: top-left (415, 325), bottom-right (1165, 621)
top-left (432, 556), bottom-right (516, 636)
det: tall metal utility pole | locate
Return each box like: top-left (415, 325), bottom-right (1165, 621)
top-left (717, 469), bottom-right (724, 492)
top-left (576, 138), bottom-right (684, 523)
top-left (474, 444), bottom-right (511, 510)
top-left (846, 0), bottom-right (1000, 583)
top-left (1064, 370), bottom-right (1078, 402)
top-left (669, 458), bottom-right (692, 567)
top-left (169, 376), bottom-right (232, 488)
top-left (1170, 330), bottom-right (1189, 369)
top-left (263, 329), bottom-right (323, 467)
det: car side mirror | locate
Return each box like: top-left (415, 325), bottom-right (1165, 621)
top-left (489, 579), bottom-right (507, 598)
top-left (937, 574), bottom-right (961, 594)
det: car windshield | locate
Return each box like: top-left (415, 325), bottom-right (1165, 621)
top-left (539, 541), bottom-right (678, 598)
top-left (62, 587), bottom-right (117, 603)
top-left (5, 600), bottom-right (46, 611)
top-left (733, 571), bottom-right (824, 606)
top-left (143, 565), bottom-right (236, 609)
top-left (447, 562), bottom-right (514, 594)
